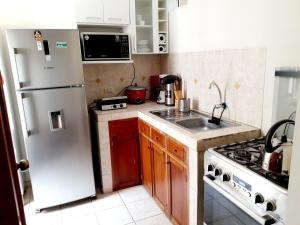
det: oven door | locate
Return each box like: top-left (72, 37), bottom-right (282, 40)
top-left (204, 175), bottom-right (279, 225)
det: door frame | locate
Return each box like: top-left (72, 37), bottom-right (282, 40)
top-left (0, 71), bottom-right (26, 225)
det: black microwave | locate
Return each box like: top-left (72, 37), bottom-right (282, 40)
top-left (80, 32), bottom-right (131, 61)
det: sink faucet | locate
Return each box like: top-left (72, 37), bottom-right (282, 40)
top-left (208, 81), bottom-right (227, 125)
top-left (209, 81), bottom-right (222, 105)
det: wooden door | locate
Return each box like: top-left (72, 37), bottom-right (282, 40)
top-left (139, 134), bottom-right (153, 195)
top-left (169, 157), bottom-right (188, 225)
top-left (109, 118), bottom-right (140, 191)
top-left (153, 143), bottom-right (168, 209)
top-left (0, 73), bottom-right (27, 225)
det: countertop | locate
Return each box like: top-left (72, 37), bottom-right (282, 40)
top-left (94, 101), bottom-right (261, 150)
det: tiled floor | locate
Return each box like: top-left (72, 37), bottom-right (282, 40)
top-left (23, 185), bottom-right (173, 225)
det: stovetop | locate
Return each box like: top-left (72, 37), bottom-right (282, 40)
top-left (213, 138), bottom-right (289, 189)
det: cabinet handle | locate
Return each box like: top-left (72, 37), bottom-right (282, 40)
top-left (107, 17), bottom-right (122, 22)
top-left (86, 16), bottom-right (102, 21)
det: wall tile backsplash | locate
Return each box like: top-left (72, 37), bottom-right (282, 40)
top-left (83, 55), bottom-right (161, 104)
top-left (160, 48), bottom-right (267, 128)
top-left (84, 48), bottom-right (266, 128)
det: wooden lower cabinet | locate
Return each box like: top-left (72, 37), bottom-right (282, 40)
top-left (139, 134), bottom-right (153, 195)
top-left (138, 119), bottom-right (188, 225)
top-left (169, 157), bottom-right (188, 225)
top-left (153, 144), bottom-right (168, 209)
top-left (109, 118), bottom-right (140, 191)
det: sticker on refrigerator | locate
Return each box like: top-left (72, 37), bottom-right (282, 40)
top-left (34, 30), bottom-right (43, 51)
top-left (56, 42), bottom-right (68, 49)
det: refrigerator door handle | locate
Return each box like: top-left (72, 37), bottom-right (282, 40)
top-left (9, 48), bottom-right (23, 89)
top-left (19, 93), bottom-right (30, 138)
top-left (48, 110), bottom-right (64, 132)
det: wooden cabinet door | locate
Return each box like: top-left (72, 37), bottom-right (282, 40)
top-left (103, 0), bottom-right (130, 25)
top-left (169, 157), bottom-right (188, 225)
top-left (139, 134), bottom-right (153, 195)
top-left (74, 0), bottom-right (104, 24)
top-left (109, 118), bottom-right (140, 191)
top-left (153, 144), bottom-right (168, 210)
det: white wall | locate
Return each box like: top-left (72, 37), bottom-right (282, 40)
top-left (287, 87), bottom-right (300, 225)
top-left (168, 0), bottom-right (300, 133)
top-left (0, 0), bottom-right (76, 28)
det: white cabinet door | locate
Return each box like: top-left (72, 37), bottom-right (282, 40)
top-left (75, 0), bottom-right (104, 24)
top-left (103, 0), bottom-right (130, 25)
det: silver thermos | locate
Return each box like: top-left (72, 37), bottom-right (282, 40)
top-left (161, 75), bottom-right (178, 106)
top-left (165, 83), bottom-right (175, 106)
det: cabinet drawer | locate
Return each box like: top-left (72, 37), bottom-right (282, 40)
top-left (139, 120), bottom-right (150, 137)
top-left (151, 128), bottom-right (166, 148)
top-left (168, 137), bottom-right (187, 163)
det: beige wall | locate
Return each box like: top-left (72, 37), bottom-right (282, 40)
top-left (83, 55), bottom-right (161, 103)
top-left (161, 48), bottom-right (266, 128)
top-left (168, 0), bottom-right (300, 133)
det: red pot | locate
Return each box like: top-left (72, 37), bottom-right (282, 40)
top-left (125, 86), bottom-right (147, 104)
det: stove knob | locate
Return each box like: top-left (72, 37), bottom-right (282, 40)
top-left (254, 193), bottom-right (264, 204)
top-left (113, 104), bottom-right (117, 109)
top-left (208, 164), bottom-right (215, 172)
top-left (222, 174), bottom-right (230, 182)
top-left (266, 201), bottom-right (276, 212)
top-left (120, 104), bottom-right (123, 108)
top-left (215, 168), bottom-right (222, 176)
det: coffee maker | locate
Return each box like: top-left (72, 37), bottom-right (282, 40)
top-left (160, 75), bottom-right (178, 106)
top-left (156, 74), bottom-right (168, 104)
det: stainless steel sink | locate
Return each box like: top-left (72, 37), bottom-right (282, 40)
top-left (175, 117), bottom-right (234, 132)
top-left (150, 109), bottom-right (238, 132)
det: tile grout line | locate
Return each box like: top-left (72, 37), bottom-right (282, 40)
top-left (118, 191), bottom-right (136, 224)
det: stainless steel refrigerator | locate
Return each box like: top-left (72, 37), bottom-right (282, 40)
top-left (6, 29), bottom-right (96, 210)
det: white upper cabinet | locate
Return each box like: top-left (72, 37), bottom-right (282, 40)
top-left (75, 0), bottom-right (104, 24)
top-left (75, 0), bottom-right (130, 26)
top-left (103, 0), bottom-right (130, 25)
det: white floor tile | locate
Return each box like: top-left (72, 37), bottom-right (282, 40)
top-left (26, 207), bottom-right (62, 225)
top-left (96, 205), bottom-right (133, 225)
top-left (93, 192), bottom-right (124, 212)
top-left (61, 199), bottom-right (94, 219)
top-left (62, 213), bottom-right (99, 225)
top-left (126, 198), bottom-right (162, 221)
top-left (135, 214), bottom-right (172, 225)
top-left (118, 185), bottom-right (150, 204)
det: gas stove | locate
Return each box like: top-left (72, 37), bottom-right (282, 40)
top-left (213, 138), bottom-right (289, 189)
top-left (204, 138), bottom-right (288, 225)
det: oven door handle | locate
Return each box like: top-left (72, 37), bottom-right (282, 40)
top-left (203, 175), bottom-right (277, 225)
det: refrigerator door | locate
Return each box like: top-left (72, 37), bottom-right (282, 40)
top-left (18, 86), bottom-right (95, 209)
top-left (6, 29), bottom-right (84, 90)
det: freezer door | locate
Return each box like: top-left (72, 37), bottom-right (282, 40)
top-left (18, 87), bottom-right (95, 209)
top-left (6, 29), bottom-right (84, 90)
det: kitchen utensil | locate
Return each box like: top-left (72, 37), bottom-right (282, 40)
top-left (263, 119), bottom-right (295, 174)
top-left (125, 85), bottom-right (147, 104)
top-left (179, 98), bottom-right (190, 112)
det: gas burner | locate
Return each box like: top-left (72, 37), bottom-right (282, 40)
top-left (234, 149), bottom-right (252, 160)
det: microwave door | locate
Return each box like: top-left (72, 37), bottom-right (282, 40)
top-left (82, 34), bottom-right (130, 60)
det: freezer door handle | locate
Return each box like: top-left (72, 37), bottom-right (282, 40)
top-left (9, 48), bottom-right (23, 89)
top-left (48, 110), bottom-right (64, 132)
top-left (19, 93), bottom-right (31, 138)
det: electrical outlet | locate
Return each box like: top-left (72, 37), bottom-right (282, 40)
top-left (103, 87), bottom-right (113, 94)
